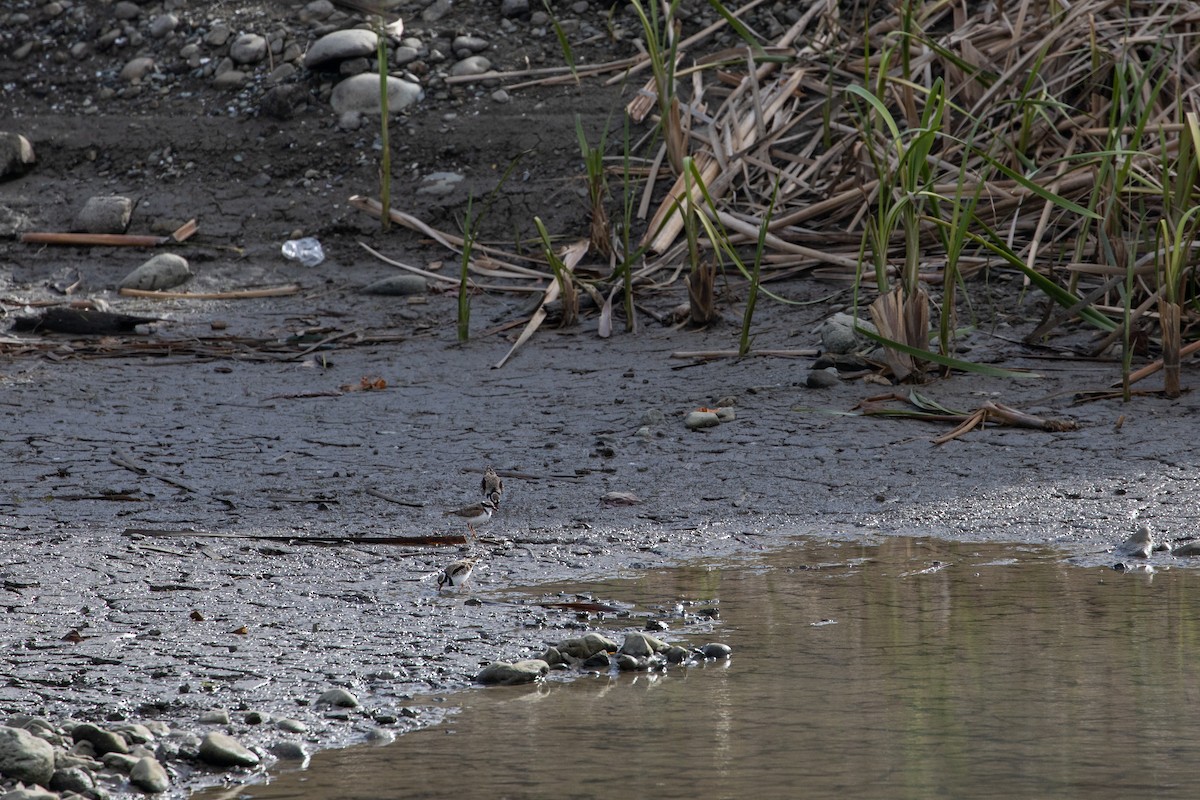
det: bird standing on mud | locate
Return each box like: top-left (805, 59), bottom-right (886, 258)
top-left (438, 557), bottom-right (479, 590)
top-left (481, 465), bottom-right (503, 507)
top-left (444, 498), bottom-right (495, 537)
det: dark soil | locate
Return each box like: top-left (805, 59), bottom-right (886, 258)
top-left (2, 0), bottom-right (1199, 796)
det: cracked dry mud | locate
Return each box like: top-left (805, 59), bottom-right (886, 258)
top-left (2, 0), bottom-right (1200, 795)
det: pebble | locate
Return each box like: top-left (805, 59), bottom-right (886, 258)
top-left (452, 35), bottom-right (489, 56)
top-left (269, 741), bottom-right (309, 761)
top-left (618, 631), bottom-right (666, 657)
top-left (684, 410), bottom-right (720, 430)
top-left (665, 645), bottom-right (691, 664)
top-left (1172, 541), bottom-right (1200, 556)
top-left (475, 659), bottom-right (549, 685)
top-left (148, 13), bottom-right (178, 38)
top-left (119, 57), bottom-right (156, 82)
top-left (421, 0), bottom-right (453, 22)
top-left (500, 0), bottom-right (530, 17)
top-left (490, 89), bottom-right (510, 103)
top-left (714, 406), bottom-right (736, 422)
top-left (1, 787), bottom-right (58, 800)
top-left (0, 726), bottom-right (56, 785)
top-left (0, 133), bottom-right (36, 180)
top-left (700, 642), bottom-right (733, 659)
top-left (329, 74), bottom-right (423, 115)
top-left (393, 45), bottom-right (420, 66)
top-left (229, 33), bottom-right (268, 64)
top-left (197, 709), bottom-right (230, 725)
top-left (555, 632), bottom-right (618, 659)
top-left (120, 253), bottom-right (193, 291)
top-left (198, 732), bottom-right (259, 768)
top-left (70, 723), bottom-right (128, 756)
top-left (449, 55), bottom-right (492, 77)
top-left (212, 70), bottom-right (249, 89)
top-left (821, 312), bottom-right (876, 354)
top-left (304, 29), bottom-right (379, 69)
top-left (74, 195), bottom-right (132, 234)
top-left (614, 653), bottom-right (641, 671)
top-left (362, 275), bottom-right (428, 296)
top-left (49, 765), bottom-right (94, 794)
top-left (101, 752), bottom-right (140, 771)
top-left (129, 755), bottom-right (171, 793)
top-left (317, 688), bottom-right (359, 708)
top-left (807, 368), bottom-right (840, 388)
top-left (275, 718), bottom-right (308, 734)
top-left (113, 0), bottom-right (140, 19)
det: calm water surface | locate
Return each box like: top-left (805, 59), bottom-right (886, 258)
top-left (198, 538), bottom-right (1200, 799)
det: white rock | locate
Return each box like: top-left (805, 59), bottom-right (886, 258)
top-left (329, 74), bottom-right (422, 115)
top-left (684, 411), bottom-right (720, 430)
top-left (75, 195), bottom-right (132, 234)
top-left (0, 726), bottom-right (56, 786)
top-left (304, 29), bottom-right (379, 69)
top-left (229, 33), bottom-right (267, 64)
top-left (119, 56), bottom-right (156, 82)
top-left (449, 55), bottom-right (492, 77)
top-left (119, 253), bottom-right (192, 291)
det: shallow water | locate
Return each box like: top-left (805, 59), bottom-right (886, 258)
top-left (197, 538), bottom-right (1200, 799)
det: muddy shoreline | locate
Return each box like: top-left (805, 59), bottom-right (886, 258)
top-left (2, 0), bottom-right (1198, 794)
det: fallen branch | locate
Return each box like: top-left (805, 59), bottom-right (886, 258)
top-left (670, 348), bottom-right (820, 359)
top-left (20, 219), bottom-right (197, 247)
top-left (123, 528), bottom-right (467, 546)
top-left (119, 284), bottom-right (301, 300)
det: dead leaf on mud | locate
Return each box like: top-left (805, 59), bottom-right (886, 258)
top-left (190, 610), bottom-right (205, 621)
top-left (847, 390), bottom-right (1077, 444)
top-left (61, 629), bottom-right (87, 643)
top-left (230, 626), bottom-right (249, 635)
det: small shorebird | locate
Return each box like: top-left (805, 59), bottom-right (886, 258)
top-left (481, 465), bottom-right (503, 507)
top-left (444, 498), bottom-right (495, 537)
top-left (438, 557), bottom-right (479, 590)
top-left (1118, 523), bottom-right (1153, 559)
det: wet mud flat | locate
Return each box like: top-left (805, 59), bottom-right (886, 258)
top-left (1, 286), bottom-right (1199, 795)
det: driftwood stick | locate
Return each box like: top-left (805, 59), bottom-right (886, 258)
top-left (119, 285), bottom-right (301, 300)
top-left (123, 528), bottom-right (467, 546)
top-left (20, 219), bottom-right (197, 247)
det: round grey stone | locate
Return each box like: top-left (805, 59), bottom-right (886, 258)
top-left (101, 752), bottom-right (140, 772)
top-left (475, 659), bottom-right (549, 685)
top-left (556, 632), bottom-right (618, 659)
top-left (148, 13), bottom-right (178, 38)
top-left (317, 688), bottom-right (359, 708)
top-left (491, 89), bottom-right (510, 103)
top-left (684, 410), bottom-right (720, 430)
top-left (49, 765), bottom-right (95, 794)
top-left (119, 253), bottom-right (192, 291)
top-left (0, 726), bottom-right (56, 786)
top-left (619, 631), bottom-right (666, 657)
top-left (275, 719), bottom-right (307, 734)
top-left (330, 74), bottom-right (422, 115)
top-left (113, 1), bottom-right (140, 19)
top-left (665, 645), bottom-right (691, 664)
top-left (452, 35), bottom-right (489, 55)
top-left (500, 0), bottom-right (530, 16)
top-left (0, 787), bottom-right (58, 800)
top-left (229, 33), bottom-right (267, 65)
top-left (197, 709), bottom-right (230, 725)
top-left (269, 741), bottom-right (308, 761)
top-left (119, 56), bottom-right (156, 82)
top-left (392, 45), bottom-right (419, 66)
top-left (129, 756), bottom-right (170, 793)
top-left (449, 55), bottom-right (492, 77)
top-left (75, 195), bottom-right (132, 234)
top-left (212, 70), bottom-right (248, 89)
top-left (807, 368), bottom-right (840, 389)
top-left (198, 732), bottom-right (259, 768)
top-left (71, 723), bottom-right (128, 756)
top-left (700, 642), bottom-right (733, 659)
top-left (304, 29), bottom-right (379, 70)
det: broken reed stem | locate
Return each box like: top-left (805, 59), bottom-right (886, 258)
top-left (375, 19), bottom-right (391, 233)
